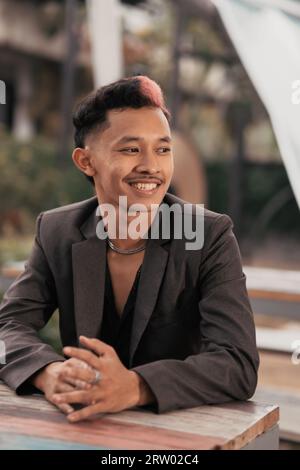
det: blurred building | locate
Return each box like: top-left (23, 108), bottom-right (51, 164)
top-left (1, 0), bottom-right (299, 227)
top-left (0, 0), bottom-right (91, 140)
top-left (0, 0), bottom-right (147, 141)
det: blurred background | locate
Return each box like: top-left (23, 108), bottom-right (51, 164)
top-left (0, 0), bottom-right (300, 449)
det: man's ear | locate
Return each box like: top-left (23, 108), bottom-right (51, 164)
top-left (72, 147), bottom-right (96, 178)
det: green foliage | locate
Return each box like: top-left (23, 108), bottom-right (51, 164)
top-left (206, 161), bottom-right (300, 236)
top-left (0, 132), bottom-right (94, 217)
top-left (38, 310), bottom-right (62, 354)
top-left (0, 237), bottom-right (33, 266)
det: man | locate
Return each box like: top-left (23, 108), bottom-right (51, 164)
top-left (0, 76), bottom-right (259, 423)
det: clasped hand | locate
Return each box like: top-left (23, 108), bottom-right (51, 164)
top-left (38, 336), bottom-right (142, 422)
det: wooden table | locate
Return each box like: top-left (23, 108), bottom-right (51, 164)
top-left (244, 266), bottom-right (300, 321)
top-left (0, 383), bottom-right (279, 450)
top-left (244, 266), bottom-right (300, 303)
top-left (255, 387), bottom-right (300, 444)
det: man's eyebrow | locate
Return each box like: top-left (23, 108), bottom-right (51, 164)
top-left (115, 135), bottom-right (172, 145)
top-left (159, 136), bottom-right (172, 143)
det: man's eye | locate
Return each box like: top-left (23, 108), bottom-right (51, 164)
top-left (158, 147), bottom-right (171, 154)
top-left (120, 147), bottom-right (139, 153)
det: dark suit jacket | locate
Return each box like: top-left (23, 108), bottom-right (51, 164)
top-left (0, 193), bottom-right (259, 413)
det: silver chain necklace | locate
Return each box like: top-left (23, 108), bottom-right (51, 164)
top-left (107, 238), bottom-right (146, 255)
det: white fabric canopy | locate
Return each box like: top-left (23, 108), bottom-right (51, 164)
top-left (212, 0), bottom-right (300, 208)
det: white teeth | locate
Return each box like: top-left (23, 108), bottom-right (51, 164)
top-left (131, 183), bottom-right (158, 190)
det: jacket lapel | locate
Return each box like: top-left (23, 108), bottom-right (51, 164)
top-left (72, 206), bottom-right (107, 341)
top-left (129, 236), bottom-right (169, 367)
top-left (128, 203), bottom-right (173, 367)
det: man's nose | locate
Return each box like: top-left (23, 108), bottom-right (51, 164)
top-left (135, 149), bottom-right (160, 174)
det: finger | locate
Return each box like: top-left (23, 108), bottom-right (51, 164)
top-left (59, 366), bottom-right (93, 389)
top-left (54, 401), bottom-right (74, 415)
top-left (79, 336), bottom-right (112, 357)
top-left (65, 376), bottom-right (93, 391)
top-left (55, 382), bottom-right (77, 393)
top-left (59, 403), bottom-right (74, 414)
top-left (64, 366), bottom-right (96, 385)
top-left (67, 357), bottom-right (94, 371)
top-left (63, 374), bottom-right (92, 391)
top-left (52, 390), bottom-right (100, 406)
top-left (63, 347), bottom-right (101, 370)
top-left (67, 401), bottom-right (105, 422)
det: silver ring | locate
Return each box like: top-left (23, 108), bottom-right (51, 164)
top-left (90, 369), bottom-right (101, 385)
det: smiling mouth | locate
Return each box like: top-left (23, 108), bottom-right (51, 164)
top-left (126, 180), bottom-right (163, 194)
top-left (130, 182), bottom-right (159, 191)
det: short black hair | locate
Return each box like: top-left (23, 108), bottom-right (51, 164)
top-left (72, 75), bottom-right (171, 185)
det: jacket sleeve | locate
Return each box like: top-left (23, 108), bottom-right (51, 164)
top-left (131, 214), bottom-right (260, 414)
top-left (0, 212), bottom-right (65, 394)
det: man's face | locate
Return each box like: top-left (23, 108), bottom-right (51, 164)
top-left (85, 107), bottom-right (174, 211)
